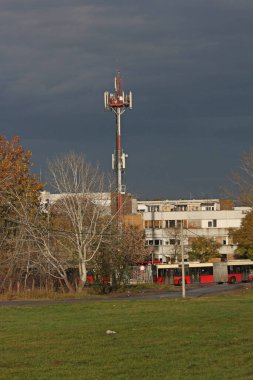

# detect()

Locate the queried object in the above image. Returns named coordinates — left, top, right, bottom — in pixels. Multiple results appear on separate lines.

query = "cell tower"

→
left=104, top=72, right=133, bottom=222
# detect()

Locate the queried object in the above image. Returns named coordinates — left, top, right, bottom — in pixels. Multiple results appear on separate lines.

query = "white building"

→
left=40, top=191, right=137, bottom=215
left=137, top=199, right=250, bottom=263
left=40, top=191, right=111, bottom=210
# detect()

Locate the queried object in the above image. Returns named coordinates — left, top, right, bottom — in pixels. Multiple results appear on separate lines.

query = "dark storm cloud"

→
left=1, top=0, right=253, bottom=198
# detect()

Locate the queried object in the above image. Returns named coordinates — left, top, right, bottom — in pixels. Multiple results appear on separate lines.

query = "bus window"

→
left=174, top=268, right=190, bottom=276
left=200, top=267, right=213, bottom=275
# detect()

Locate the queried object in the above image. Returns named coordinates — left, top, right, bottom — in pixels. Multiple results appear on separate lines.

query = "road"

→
left=129, top=282, right=248, bottom=300
left=0, top=283, right=250, bottom=307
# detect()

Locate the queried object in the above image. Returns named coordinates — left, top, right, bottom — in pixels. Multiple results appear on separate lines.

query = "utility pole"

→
left=104, top=72, right=133, bottom=223
left=181, top=221, right=186, bottom=298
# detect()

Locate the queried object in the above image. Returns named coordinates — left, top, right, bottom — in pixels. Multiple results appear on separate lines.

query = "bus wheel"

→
left=230, top=276, right=236, bottom=284
left=178, top=279, right=186, bottom=286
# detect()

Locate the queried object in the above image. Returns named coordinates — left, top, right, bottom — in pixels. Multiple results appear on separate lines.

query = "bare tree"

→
left=47, top=152, right=115, bottom=291
left=228, top=148, right=253, bottom=207
left=0, top=221, right=26, bottom=292
left=4, top=190, right=75, bottom=292
left=169, top=226, right=181, bottom=263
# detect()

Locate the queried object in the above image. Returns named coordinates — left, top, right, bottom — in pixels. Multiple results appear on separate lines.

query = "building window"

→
left=145, top=221, right=153, bottom=229
left=148, top=205, right=159, bottom=212
left=170, top=239, right=180, bottom=245
left=154, top=220, right=162, bottom=229
left=175, top=205, right=187, bottom=211
left=208, top=220, right=217, bottom=228
left=166, top=220, right=183, bottom=228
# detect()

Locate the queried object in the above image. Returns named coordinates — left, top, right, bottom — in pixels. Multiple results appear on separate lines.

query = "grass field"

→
left=1, top=290, right=253, bottom=380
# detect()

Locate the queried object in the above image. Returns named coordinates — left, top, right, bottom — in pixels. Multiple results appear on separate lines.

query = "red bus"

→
left=216, top=260, right=253, bottom=284
left=153, top=260, right=253, bottom=285
left=154, top=263, right=213, bottom=285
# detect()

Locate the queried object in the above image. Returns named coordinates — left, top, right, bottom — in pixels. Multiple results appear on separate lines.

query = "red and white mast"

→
left=104, top=72, right=133, bottom=223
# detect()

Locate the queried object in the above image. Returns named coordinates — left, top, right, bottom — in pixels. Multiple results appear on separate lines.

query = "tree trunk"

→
left=62, top=275, right=75, bottom=293
left=111, top=271, right=118, bottom=291
left=77, top=259, right=87, bottom=292
left=8, top=279, right=12, bottom=293
left=17, top=281, right=20, bottom=294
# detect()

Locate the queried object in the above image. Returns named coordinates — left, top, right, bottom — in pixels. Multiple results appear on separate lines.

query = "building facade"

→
left=40, top=193, right=250, bottom=263
left=40, top=190, right=138, bottom=216
left=137, top=199, right=250, bottom=263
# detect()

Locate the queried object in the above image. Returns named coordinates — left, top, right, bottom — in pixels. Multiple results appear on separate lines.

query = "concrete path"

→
left=0, top=283, right=249, bottom=308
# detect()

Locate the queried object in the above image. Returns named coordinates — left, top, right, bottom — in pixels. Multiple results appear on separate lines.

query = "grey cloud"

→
left=0, top=0, right=253, bottom=198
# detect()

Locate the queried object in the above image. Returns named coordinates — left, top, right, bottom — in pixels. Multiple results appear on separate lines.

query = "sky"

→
left=1, top=0, right=253, bottom=200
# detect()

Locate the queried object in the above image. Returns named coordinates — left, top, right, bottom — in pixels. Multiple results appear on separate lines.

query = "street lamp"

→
left=181, top=221, right=186, bottom=298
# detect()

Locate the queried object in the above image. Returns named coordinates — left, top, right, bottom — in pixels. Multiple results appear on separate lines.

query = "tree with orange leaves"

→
left=0, top=135, right=42, bottom=203
left=0, top=135, right=43, bottom=292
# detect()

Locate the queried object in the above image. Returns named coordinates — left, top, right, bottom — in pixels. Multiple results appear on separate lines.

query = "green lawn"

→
left=1, top=291, right=253, bottom=380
